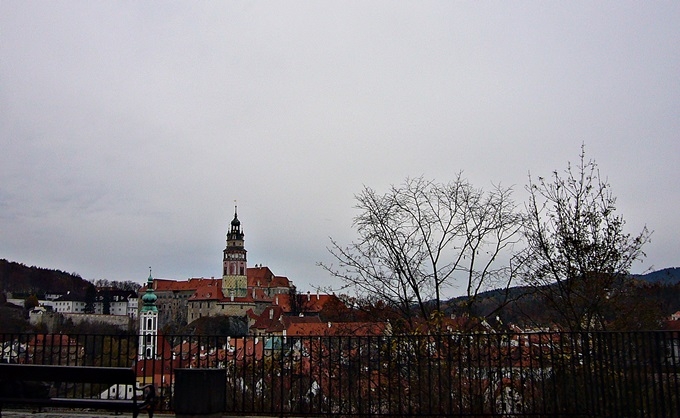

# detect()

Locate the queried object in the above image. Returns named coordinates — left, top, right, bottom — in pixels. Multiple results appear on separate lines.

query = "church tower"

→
left=139, top=269, right=159, bottom=360
left=222, top=207, right=248, bottom=297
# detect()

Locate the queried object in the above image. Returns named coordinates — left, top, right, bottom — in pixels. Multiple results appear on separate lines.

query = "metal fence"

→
left=2, top=331, right=679, bottom=416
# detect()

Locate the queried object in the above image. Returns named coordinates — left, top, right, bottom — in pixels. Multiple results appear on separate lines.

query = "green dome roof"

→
left=141, top=271, right=158, bottom=312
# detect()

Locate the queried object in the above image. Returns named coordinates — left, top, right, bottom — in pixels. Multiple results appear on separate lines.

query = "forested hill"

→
left=634, top=267, right=680, bottom=285
left=443, top=268, right=680, bottom=327
left=0, top=259, right=93, bottom=297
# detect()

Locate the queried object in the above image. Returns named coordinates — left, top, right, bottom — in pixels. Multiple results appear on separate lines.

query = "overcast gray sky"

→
left=1, top=1, right=678, bottom=297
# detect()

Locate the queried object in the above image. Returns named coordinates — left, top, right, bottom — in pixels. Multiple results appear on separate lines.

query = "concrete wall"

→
left=64, top=313, right=131, bottom=328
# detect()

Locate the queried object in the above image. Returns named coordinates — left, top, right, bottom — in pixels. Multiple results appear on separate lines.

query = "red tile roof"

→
left=247, top=266, right=290, bottom=288
left=247, top=266, right=275, bottom=285
left=141, top=278, right=220, bottom=292
left=251, top=306, right=286, bottom=333
left=272, top=292, right=340, bottom=313
left=30, top=334, right=77, bottom=346
left=246, top=308, right=259, bottom=321
left=281, top=315, right=323, bottom=328
left=188, top=284, right=224, bottom=301
left=286, top=321, right=388, bottom=336
left=228, top=337, right=264, bottom=361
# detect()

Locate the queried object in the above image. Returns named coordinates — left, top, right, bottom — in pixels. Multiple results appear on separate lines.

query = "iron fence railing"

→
left=1, top=331, right=679, bottom=416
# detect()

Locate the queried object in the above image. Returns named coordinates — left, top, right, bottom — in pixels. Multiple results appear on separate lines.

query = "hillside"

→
left=443, top=268, right=680, bottom=328
left=634, top=267, right=680, bottom=285
left=0, top=258, right=93, bottom=297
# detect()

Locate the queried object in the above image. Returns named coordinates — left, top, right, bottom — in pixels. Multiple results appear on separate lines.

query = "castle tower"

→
left=139, top=269, right=159, bottom=360
left=222, top=207, right=247, bottom=297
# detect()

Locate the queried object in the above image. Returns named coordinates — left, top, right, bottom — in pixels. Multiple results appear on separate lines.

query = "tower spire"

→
left=223, top=203, right=247, bottom=297
left=141, top=267, right=157, bottom=312
left=139, top=268, right=159, bottom=360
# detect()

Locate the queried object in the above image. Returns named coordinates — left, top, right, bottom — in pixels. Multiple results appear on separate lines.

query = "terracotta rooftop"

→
left=251, top=306, right=286, bottom=333
left=248, top=266, right=290, bottom=288
left=286, top=321, right=389, bottom=336
left=282, top=315, right=322, bottom=328
left=273, top=292, right=339, bottom=313
left=188, top=285, right=224, bottom=301
left=142, top=278, right=219, bottom=292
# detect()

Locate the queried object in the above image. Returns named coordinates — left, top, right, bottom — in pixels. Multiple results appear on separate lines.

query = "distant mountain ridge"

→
left=633, top=267, right=680, bottom=285
left=441, top=267, right=680, bottom=327
left=446, top=267, right=680, bottom=305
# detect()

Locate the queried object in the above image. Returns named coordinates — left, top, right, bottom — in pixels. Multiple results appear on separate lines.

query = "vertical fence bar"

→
left=671, top=331, right=680, bottom=417
left=653, top=332, right=664, bottom=417
left=648, top=330, right=659, bottom=417
left=604, top=332, right=617, bottom=417
left=398, top=334, right=402, bottom=416
left=519, top=334, right=526, bottom=414
left=526, top=333, right=536, bottom=414
left=623, top=332, right=633, bottom=414
left=657, top=331, right=668, bottom=418
left=456, top=334, right=463, bottom=414
left=594, top=332, right=604, bottom=416
left=564, top=333, right=575, bottom=414
left=640, top=331, right=652, bottom=415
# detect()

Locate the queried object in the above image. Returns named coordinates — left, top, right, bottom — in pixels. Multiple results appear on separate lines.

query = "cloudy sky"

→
left=1, top=1, right=678, bottom=297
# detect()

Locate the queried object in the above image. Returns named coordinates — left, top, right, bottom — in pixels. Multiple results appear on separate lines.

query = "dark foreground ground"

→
left=0, top=410, right=278, bottom=418
left=0, top=410, right=174, bottom=418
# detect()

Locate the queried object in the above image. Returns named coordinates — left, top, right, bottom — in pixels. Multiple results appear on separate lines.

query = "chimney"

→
left=316, top=290, right=320, bottom=300
left=307, top=291, right=311, bottom=301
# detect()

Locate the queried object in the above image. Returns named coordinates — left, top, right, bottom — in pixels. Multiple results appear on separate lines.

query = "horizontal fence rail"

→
left=1, top=331, right=679, bottom=416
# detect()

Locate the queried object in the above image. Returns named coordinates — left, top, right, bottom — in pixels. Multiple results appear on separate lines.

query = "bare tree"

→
left=320, top=175, right=523, bottom=326
left=521, top=146, right=652, bottom=331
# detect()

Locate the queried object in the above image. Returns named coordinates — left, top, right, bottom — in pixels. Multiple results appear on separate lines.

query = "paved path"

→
left=0, top=410, right=176, bottom=418
left=0, top=411, right=275, bottom=418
